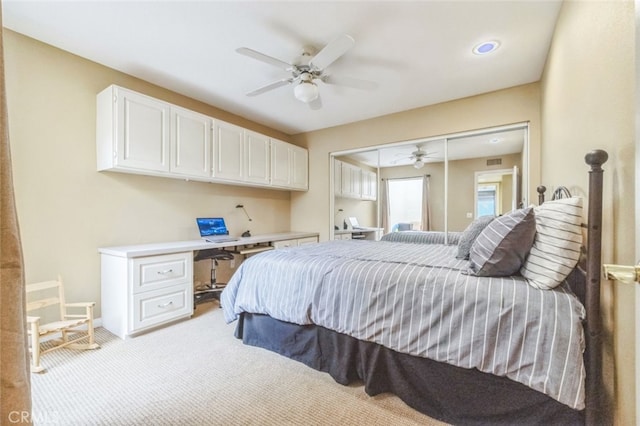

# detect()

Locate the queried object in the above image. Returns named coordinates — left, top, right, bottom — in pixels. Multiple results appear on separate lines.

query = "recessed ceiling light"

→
left=473, top=40, right=500, bottom=55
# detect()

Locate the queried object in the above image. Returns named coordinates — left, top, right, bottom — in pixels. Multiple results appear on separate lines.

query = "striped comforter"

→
left=380, top=230, right=462, bottom=245
left=221, top=239, right=586, bottom=410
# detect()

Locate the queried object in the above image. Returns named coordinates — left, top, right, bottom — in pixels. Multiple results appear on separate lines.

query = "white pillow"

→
left=520, top=197, right=583, bottom=290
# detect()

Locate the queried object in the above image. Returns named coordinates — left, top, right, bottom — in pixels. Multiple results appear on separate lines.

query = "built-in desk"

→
left=99, top=232, right=318, bottom=339
left=334, top=228, right=383, bottom=241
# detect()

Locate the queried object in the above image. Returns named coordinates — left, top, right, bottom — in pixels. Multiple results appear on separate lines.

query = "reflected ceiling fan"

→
left=236, top=34, right=377, bottom=110
left=392, top=146, right=437, bottom=169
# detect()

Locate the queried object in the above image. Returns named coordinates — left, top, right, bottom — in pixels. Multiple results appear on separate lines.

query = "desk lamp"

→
left=236, top=204, right=252, bottom=237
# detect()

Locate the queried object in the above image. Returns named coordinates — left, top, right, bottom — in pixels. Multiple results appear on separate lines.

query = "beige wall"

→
left=540, top=0, right=635, bottom=424
left=4, top=30, right=295, bottom=317
left=291, top=84, right=541, bottom=241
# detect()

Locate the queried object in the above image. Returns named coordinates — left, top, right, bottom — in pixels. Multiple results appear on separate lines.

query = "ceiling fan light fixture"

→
left=413, top=159, right=425, bottom=169
left=294, top=81, right=319, bottom=103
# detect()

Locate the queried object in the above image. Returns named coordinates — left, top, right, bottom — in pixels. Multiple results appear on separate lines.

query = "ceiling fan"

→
left=236, top=34, right=377, bottom=110
left=392, top=146, right=436, bottom=169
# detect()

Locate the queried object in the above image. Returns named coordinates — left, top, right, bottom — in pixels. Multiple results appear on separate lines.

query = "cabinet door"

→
left=361, top=170, right=377, bottom=201
left=170, top=106, right=211, bottom=178
left=115, top=88, right=171, bottom=172
left=213, top=120, right=244, bottom=181
left=244, top=130, right=270, bottom=185
left=290, top=144, right=309, bottom=190
left=350, top=166, right=362, bottom=198
left=271, top=139, right=291, bottom=187
left=341, top=162, right=361, bottom=198
left=341, top=162, right=352, bottom=197
left=334, top=159, right=343, bottom=197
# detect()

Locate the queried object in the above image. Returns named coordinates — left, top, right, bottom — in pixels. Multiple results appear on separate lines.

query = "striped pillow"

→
left=520, top=197, right=583, bottom=290
left=469, top=207, right=536, bottom=277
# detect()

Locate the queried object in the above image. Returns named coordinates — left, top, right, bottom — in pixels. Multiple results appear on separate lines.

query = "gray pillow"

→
left=456, top=215, right=495, bottom=260
left=468, top=207, right=536, bottom=277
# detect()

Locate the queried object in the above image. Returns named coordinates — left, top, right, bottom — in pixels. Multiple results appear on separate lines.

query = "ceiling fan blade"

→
left=309, top=34, right=355, bottom=70
left=246, top=78, right=293, bottom=97
left=308, top=95, right=322, bottom=110
left=236, top=47, right=293, bottom=71
left=322, top=74, right=378, bottom=91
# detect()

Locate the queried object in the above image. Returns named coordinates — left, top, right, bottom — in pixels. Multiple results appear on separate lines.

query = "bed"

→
left=221, top=150, right=607, bottom=425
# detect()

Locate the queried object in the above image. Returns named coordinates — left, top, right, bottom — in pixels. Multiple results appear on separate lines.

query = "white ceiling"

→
left=2, top=0, right=562, bottom=136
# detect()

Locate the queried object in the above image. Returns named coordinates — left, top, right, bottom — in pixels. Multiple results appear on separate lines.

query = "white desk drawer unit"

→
left=99, top=232, right=318, bottom=338
left=101, top=251, right=193, bottom=339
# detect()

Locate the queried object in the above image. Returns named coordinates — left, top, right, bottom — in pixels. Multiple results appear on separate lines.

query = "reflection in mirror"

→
left=446, top=127, right=526, bottom=232
left=475, top=167, right=520, bottom=218
left=331, top=123, right=528, bottom=239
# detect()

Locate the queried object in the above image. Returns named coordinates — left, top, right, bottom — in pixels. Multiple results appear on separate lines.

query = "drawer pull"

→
left=157, top=269, right=173, bottom=275
left=158, top=301, right=174, bottom=308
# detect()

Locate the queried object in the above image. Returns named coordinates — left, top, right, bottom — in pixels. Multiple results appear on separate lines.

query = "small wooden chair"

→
left=26, top=276, right=99, bottom=373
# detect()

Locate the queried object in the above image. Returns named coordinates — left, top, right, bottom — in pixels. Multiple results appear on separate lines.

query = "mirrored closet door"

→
left=330, top=123, right=529, bottom=240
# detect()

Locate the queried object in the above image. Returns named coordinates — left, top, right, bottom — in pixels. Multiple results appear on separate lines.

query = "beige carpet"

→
left=31, top=302, right=449, bottom=425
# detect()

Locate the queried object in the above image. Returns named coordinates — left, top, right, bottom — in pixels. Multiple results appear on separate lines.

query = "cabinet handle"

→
left=157, top=269, right=173, bottom=275
left=158, top=301, right=174, bottom=308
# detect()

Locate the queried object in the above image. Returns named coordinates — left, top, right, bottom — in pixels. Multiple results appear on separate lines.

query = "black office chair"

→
left=193, top=248, right=235, bottom=308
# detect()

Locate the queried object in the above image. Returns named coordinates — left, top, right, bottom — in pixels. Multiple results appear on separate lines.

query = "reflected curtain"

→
left=380, top=179, right=389, bottom=233
left=0, top=4, right=32, bottom=423
left=421, top=175, right=431, bottom=231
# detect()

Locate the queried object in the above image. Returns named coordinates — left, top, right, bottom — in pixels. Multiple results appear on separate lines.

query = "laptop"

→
left=348, top=216, right=377, bottom=231
left=196, top=217, right=238, bottom=243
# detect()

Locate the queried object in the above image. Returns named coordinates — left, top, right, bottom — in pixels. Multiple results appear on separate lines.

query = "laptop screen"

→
left=196, top=218, right=229, bottom=237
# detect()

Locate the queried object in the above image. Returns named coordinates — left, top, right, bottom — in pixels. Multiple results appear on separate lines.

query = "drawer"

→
left=272, top=239, right=297, bottom=249
left=132, top=284, right=192, bottom=332
left=298, top=236, right=318, bottom=245
left=131, top=252, right=192, bottom=294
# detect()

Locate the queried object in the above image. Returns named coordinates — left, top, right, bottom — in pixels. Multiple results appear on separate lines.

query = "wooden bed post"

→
left=584, top=149, right=608, bottom=425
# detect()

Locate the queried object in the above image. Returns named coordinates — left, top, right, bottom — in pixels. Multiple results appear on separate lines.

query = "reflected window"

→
left=388, top=178, right=422, bottom=231
left=477, top=184, right=499, bottom=216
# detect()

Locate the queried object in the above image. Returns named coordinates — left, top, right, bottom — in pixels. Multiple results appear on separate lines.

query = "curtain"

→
left=421, top=175, right=431, bottom=231
left=380, top=179, right=389, bottom=234
left=0, top=3, right=32, bottom=423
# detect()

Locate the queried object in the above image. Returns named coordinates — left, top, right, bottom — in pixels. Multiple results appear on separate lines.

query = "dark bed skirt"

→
left=236, top=312, right=583, bottom=426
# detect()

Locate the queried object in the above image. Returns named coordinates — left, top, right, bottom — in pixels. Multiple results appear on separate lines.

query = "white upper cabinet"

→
left=361, top=170, right=377, bottom=201
left=97, top=85, right=170, bottom=173
left=334, top=158, right=376, bottom=201
left=271, top=139, right=309, bottom=190
left=271, top=139, right=291, bottom=188
left=244, top=130, right=271, bottom=185
left=334, top=159, right=343, bottom=197
left=212, top=120, right=244, bottom=181
left=341, top=162, right=361, bottom=199
left=170, top=106, right=212, bottom=178
left=290, top=144, right=308, bottom=190
left=97, top=85, right=307, bottom=191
